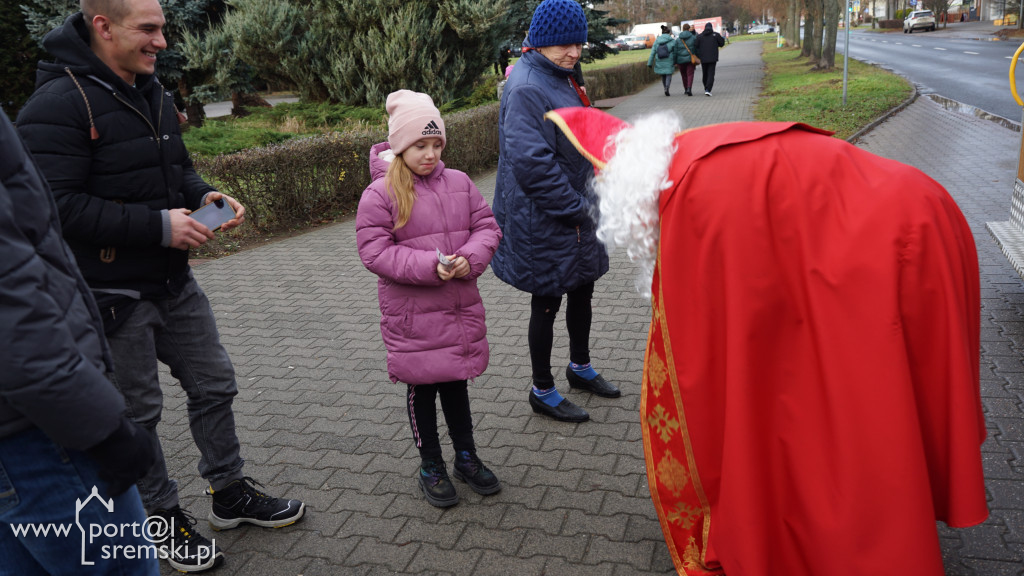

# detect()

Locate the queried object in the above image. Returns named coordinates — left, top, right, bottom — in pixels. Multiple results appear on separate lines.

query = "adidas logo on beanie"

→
left=386, top=90, right=446, bottom=155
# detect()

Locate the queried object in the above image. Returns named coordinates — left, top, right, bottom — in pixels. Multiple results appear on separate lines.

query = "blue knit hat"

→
left=528, top=0, right=588, bottom=48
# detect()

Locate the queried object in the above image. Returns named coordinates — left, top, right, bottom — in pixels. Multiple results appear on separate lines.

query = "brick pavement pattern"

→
left=154, top=39, right=1023, bottom=575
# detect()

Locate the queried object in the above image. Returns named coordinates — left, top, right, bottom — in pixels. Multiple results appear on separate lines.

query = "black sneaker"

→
left=453, top=450, right=502, bottom=495
left=418, top=458, right=459, bottom=507
left=208, top=477, right=305, bottom=531
left=151, top=506, right=224, bottom=573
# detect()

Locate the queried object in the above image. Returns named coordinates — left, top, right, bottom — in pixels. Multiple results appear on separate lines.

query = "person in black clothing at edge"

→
left=16, top=0, right=305, bottom=572
left=0, top=103, right=159, bottom=576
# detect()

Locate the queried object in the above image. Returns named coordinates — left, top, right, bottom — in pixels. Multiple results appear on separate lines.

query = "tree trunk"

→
left=177, top=77, right=206, bottom=129
left=230, top=91, right=272, bottom=117
left=785, top=0, right=801, bottom=47
left=803, top=0, right=821, bottom=57
left=819, top=0, right=841, bottom=69
left=812, top=0, right=826, bottom=61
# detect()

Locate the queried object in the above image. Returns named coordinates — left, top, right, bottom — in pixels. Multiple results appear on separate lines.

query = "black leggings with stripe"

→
left=406, top=380, right=475, bottom=461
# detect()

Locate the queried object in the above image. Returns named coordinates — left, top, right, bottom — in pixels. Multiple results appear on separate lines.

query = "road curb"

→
left=846, top=89, right=919, bottom=144
left=925, top=92, right=1022, bottom=131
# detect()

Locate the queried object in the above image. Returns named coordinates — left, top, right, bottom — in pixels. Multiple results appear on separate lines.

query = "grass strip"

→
left=754, top=41, right=913, bottom=140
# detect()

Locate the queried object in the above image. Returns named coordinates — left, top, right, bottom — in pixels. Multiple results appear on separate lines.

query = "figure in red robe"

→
left=546, top=107, right=989, bottom=576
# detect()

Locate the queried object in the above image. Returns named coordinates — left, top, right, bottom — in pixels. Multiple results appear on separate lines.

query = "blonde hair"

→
left=385, top=154, right=416, bottom=229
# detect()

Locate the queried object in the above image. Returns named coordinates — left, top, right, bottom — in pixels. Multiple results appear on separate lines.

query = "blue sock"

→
left=532, top=386, right=564, bottom=407
left=570, top=362, right=598, bottom=380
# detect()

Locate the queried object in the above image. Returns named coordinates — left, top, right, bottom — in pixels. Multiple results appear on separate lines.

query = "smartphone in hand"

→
left=189, top=198, right=236, bottom=231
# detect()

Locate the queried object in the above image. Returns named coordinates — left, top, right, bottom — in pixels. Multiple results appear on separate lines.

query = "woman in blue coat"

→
left=492, top=0, right=618, bottom=423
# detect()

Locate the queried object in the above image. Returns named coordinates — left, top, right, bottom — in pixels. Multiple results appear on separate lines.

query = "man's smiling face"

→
left=96, top=0, right=167, bottom=85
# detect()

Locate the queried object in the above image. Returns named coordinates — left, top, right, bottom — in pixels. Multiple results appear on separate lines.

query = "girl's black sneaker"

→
left=453, top=450, right=502, bottom=495
left=418, top=458, right=459, bottom=507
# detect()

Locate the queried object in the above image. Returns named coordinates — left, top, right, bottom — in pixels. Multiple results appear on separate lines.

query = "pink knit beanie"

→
left=386, top=90, right=446, bottom=155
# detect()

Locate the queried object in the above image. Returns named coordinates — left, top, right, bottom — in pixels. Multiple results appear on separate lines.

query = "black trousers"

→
left=701, top=62, right=718, bottom=92
left=528, top=282, right=595, bottom=389
left=406, top=380, right=475, bottom=461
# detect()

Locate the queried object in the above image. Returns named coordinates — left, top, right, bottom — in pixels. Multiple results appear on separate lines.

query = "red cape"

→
left=550, top=109, right=988, bottom=575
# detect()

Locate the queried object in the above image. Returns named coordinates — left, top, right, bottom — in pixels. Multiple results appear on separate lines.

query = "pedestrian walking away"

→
left=694, top=22, right=725, bottom=96
left=357, top=90, right=503, bottom=509
left=15, top=0, right=304, bottom=571
left=676, top=23, right=698, bottom=96
left=548, top=105, right=989, bottom=576
left=0, top=104, right=159, bottom=576
left=493, top=0, right=620, bottom=424
left=648, top=24, right=679, bottom=96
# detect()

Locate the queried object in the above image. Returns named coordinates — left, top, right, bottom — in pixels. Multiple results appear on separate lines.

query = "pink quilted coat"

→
left=356, top=142, right=501, bottom=385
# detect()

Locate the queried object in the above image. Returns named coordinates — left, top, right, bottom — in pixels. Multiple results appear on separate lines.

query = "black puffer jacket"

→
left=0, top=106, right=126, bottom=446
left=16, top=12, right=214, bottom=299
left=694, top=24, right=725, bottom=63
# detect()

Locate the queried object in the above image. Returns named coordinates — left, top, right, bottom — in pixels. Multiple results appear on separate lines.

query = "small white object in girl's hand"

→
left=436, top=248, right=454, bottom=270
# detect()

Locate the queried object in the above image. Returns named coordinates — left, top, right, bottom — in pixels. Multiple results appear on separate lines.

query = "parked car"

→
left=903, top=10, right=936, bottom=33
left=626, top=35, right=649, bottom=50
left=748, top=24, right=773, bottom=34
left=612, top=35, right=632, bottom=50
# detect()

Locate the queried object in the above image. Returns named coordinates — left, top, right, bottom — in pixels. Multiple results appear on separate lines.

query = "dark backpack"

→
left=657, top=42, right=670, bottom=59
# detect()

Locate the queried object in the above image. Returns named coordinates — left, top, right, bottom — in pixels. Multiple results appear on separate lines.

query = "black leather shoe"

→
left=529, top=391, right=589, bottom=423
left=565, top=366, right=621, bottom=398
left=453, top=450, right=502, bottom=495
left=418, top=459, right=459, bottom=508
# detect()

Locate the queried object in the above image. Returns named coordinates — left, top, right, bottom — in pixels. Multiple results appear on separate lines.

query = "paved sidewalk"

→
left=158, top=39, right=1024, bottom=575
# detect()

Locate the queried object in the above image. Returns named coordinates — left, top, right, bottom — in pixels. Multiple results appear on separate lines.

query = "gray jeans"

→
left=106, top=273, right=244, bottom=512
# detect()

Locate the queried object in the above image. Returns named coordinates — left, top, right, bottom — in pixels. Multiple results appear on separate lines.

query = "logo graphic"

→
left=8, top=486, right=215, bottom=567
left=422, top=120, right=442, bottom=136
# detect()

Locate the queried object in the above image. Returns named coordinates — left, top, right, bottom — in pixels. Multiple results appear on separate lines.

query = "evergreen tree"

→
left=0, top=0, right=45, bottom=114
left=201, top=0, right=509, bottom=106
left=20, top=0, right=228, bottom=124
left=19, top=0, right=74, bottom=40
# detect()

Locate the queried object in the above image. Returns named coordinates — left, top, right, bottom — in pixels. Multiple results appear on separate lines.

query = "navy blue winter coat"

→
left=492, top=49, right=609, bottom=297
left=0, top=107, right=125, bottom=447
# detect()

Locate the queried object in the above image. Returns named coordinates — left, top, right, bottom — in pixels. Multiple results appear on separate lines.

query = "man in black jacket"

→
left=694, top=22, right=726, bottom=96
left=16, top=0, right=304, bottom=572
left=0, top=105, right=158, bottom=574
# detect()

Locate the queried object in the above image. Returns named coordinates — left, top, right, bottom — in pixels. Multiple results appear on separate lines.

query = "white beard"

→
left=593, top=112, right=682, bottom=298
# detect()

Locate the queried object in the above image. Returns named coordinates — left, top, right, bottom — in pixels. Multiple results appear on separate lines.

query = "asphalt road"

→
left=839, top=27, right=1023, bottom=121
left=204, top=94, right=299, bottom=118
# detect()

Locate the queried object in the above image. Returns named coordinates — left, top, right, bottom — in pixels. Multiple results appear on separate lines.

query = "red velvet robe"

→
left=549, top=109, right=989, bottom=576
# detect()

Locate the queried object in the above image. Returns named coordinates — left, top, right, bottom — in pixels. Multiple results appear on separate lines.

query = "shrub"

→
left=878, top=19, right=902, bottom=29
left=583, top=61, right=652, bottom=102
left=193, top=103, right=500, bottom=231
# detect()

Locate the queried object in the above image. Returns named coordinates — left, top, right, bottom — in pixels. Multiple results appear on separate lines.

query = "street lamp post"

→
left=843, top=0, right=851, bottom=106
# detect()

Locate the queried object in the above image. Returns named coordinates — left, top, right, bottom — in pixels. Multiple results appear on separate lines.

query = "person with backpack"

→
left=648, top=25, right=679, bottom=96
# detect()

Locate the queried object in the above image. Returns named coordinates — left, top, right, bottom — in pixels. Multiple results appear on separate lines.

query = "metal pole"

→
left=843, top=0, right=851, bottom=106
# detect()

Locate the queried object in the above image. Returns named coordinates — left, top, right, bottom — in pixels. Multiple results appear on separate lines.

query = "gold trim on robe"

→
left=641, top=248, right=721, bottom=575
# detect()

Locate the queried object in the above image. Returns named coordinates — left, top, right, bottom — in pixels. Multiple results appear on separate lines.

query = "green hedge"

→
left=192, top=60, right=650, bottom=234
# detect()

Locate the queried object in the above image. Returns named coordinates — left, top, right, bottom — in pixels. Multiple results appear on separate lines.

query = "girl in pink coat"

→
left=356, top=90, right=502, bottom=508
